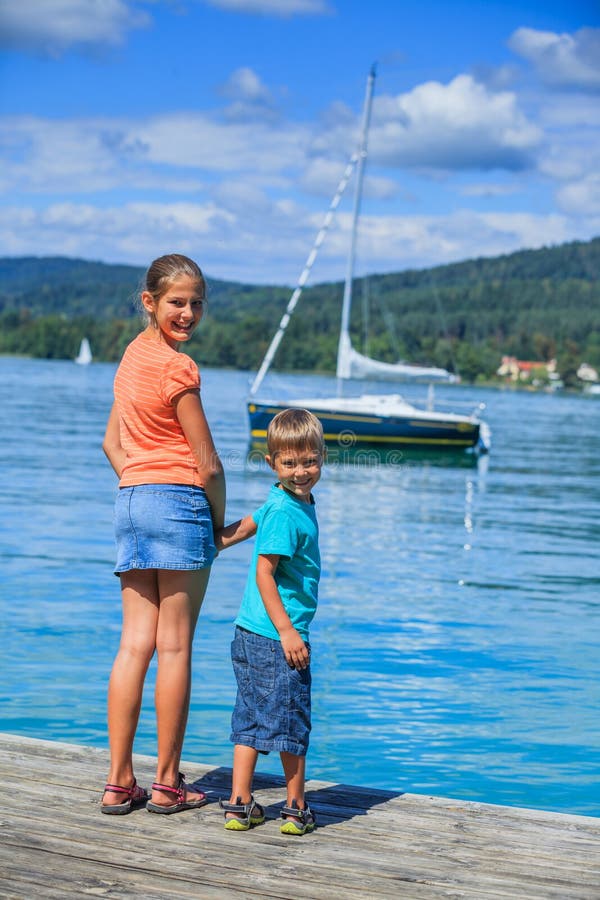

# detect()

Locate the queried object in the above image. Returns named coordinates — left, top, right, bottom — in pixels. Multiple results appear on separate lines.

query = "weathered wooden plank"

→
left=2, top=818, right=596, bottom=900
left=0, top=734, right=598, bottom=900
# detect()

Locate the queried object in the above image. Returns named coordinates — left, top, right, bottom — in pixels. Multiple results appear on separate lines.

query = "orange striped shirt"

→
left=114, top=333, right=202, bottom=487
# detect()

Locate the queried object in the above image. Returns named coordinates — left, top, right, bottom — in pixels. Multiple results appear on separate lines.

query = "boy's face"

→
left=267, top=444, right=323, bottom=502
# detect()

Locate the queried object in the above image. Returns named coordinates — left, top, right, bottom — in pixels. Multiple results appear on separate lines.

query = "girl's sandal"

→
left=219, top=794, right=265, bottom=831
left=146, top=772, right=208, bottom=815
left=101, top=778, right=148, bottom=815
left=280, top=800, right=316, bottom=835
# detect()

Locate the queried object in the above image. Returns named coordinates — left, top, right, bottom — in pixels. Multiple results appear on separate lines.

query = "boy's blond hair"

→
left=267, top=408, right=324, bottom=458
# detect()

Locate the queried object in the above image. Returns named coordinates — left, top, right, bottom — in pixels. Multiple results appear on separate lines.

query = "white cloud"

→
left=1, top=21, right=598, bottom=285
left=0, top=112, right=311, bottom=195
left=509, top=27, right=600, bottom=91
left=537, top=93, right=600, bottom=129
left=459, top=183, right=520, bottom=198
left=0, top=74, right=554, bottom=210
left=212, top=180, right=273, bottom=215
left=219, top=67, right=279, bottom=121
left=0, top=0, right=150, bottom=55
left=370, top=75, right=542, bottom=172
left=0, top=116, right=127, bottom=193
left=537, top=119, right=600, bottom=183
left=139, top=112, right=309, bottom=173
left=0, top=199, right=596, bottom=285
left=202, top=0, right=332, bottom=15
left=350, top=209, right=575, bottom=276
left=556, top=175, right=600, bottom=216
left=220, top=68, right=273, bottom=103
left=0, top=198, right=327, bottom=283
left=299, top=157, right=397, bottom=201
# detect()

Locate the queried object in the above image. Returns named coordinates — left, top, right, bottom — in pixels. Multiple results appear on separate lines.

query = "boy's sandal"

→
left=280, top=800, right=316, bottom=835
left=219, top=794, right=265, bottom=831
left=101, top=778, right=148, bottom=815
left=146, top=772, right=208, bottom=815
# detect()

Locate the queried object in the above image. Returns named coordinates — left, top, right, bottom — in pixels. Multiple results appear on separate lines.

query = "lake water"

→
left=1, top=357, right=599, bottom=817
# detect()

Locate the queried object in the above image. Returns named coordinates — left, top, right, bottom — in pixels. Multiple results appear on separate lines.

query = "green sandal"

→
left=280, top=800, right=316, bottom=835
left=219, top=795, right=265, bottom=831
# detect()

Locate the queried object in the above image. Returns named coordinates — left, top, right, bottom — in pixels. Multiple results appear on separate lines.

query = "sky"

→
left=0, top=0, right=599, bottom=286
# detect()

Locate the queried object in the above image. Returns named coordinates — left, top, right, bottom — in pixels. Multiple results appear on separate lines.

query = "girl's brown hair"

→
left=145, top=253, right=205, bottom=301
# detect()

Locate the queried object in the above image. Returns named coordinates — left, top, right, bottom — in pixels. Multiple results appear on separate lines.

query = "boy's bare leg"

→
left=281, top=751, right=306, bottom=811
left=229, top=744, right=260, bottom=803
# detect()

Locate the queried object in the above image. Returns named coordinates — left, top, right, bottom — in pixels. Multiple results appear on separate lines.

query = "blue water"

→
left=1, top=357, right=599, bottom=817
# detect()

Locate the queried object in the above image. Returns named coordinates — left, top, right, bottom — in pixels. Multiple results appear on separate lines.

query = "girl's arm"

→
left=102, top=402, right=126, bottom=478
left=216, top=514, right=257, bottom=551
left=256, top=554, right=310, bottom=671
left=175, top=389, right=226, bottom=530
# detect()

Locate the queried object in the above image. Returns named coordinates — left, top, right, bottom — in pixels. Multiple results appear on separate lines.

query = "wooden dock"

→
left=0, top=733, right=598, bottom=899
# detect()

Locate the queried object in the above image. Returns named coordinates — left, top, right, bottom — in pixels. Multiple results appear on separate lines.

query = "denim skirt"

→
left=114, top=484, right=216, bottom=573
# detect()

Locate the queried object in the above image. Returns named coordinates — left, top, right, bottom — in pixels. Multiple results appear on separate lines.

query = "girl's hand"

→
left=216, top=515, right=257, bottom=551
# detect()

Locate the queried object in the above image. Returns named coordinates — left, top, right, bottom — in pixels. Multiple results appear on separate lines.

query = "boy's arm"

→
left=215, top=514, right=257, bottom=551
left=256, top=553, right=310, bottom=671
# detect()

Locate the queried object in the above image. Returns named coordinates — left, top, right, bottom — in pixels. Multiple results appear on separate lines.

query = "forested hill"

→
left=1, top=236, right=599, bottom=384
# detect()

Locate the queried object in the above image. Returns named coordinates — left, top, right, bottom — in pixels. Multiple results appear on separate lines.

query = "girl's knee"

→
left=119, top=637, right=155, bottom=666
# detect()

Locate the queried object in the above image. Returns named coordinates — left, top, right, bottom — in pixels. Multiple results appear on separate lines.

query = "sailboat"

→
left=74, top=337, right=92, bottom=365
left=247, top=67, right=489, bottom=453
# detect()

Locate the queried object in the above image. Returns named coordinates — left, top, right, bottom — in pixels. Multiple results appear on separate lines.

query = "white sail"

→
left=75, top=338, right=92, bottom=365
left=339, top=342, right=457, bottom=383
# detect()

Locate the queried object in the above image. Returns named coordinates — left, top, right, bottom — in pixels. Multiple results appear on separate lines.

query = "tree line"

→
left=1, top=236, right=598, bottom=386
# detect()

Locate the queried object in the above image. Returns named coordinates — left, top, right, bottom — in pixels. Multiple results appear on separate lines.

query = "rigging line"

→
left=361, top=276, right=369, bottom=356
left=248, top=150, right=360, bottom=398
left=360, top=275, right=404, bottom=361
left=429, top=274, right=459, bottom=376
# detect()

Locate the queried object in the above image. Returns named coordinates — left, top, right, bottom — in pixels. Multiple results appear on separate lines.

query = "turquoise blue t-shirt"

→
left=235, top=483, right=320, bottom=641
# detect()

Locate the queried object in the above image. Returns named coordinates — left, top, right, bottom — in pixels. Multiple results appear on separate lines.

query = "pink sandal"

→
left=146, top=772, right=208, bottom=815
left=101, top=778, right=148, bottom=815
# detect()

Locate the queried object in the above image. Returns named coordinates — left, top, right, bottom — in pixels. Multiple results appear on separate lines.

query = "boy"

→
left=216, top=408, right=324, bottom=835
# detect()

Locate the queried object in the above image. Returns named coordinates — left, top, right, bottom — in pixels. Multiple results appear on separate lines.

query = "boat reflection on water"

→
left=247, top=439, right=483, bottom=470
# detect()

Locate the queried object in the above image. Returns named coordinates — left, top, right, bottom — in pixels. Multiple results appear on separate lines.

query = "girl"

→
left=101, top=253, right=225, bottom=815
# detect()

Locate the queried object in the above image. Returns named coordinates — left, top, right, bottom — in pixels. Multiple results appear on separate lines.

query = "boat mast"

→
left=336, top=65, right=376, bottom=381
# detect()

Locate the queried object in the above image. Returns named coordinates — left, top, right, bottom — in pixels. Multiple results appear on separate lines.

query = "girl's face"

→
left=142, top=275, right=205, bottom=348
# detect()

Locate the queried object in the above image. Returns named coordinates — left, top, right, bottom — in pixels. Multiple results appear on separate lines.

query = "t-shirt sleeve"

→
left=256, top=506, right=297, bottom=559
left=160, top=354, right=201, bottom=404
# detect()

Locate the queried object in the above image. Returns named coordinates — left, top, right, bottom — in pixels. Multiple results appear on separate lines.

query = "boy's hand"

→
left=280, top=627, right=310, bottom=671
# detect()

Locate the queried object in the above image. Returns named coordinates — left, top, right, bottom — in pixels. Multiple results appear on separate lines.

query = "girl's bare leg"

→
left=103, top=570, right=159, bottom=806
left=150, top=568, right=210, bottom=806
left=281, top=751, right=306, bottom=809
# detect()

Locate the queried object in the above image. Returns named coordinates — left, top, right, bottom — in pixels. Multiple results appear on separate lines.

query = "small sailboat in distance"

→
left=74, top=337, right=92, bottom=365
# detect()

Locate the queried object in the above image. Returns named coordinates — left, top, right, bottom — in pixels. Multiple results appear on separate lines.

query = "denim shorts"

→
left=114, top=484, right=216, bottom=574
left=230, top=626, right=312, bottom=756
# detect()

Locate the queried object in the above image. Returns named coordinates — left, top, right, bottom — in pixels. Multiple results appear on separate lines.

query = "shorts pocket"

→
left=248, top=644, right=276, bottom=701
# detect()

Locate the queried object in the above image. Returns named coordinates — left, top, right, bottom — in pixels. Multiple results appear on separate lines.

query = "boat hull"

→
left=248, top=400, right=481, bottom=450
